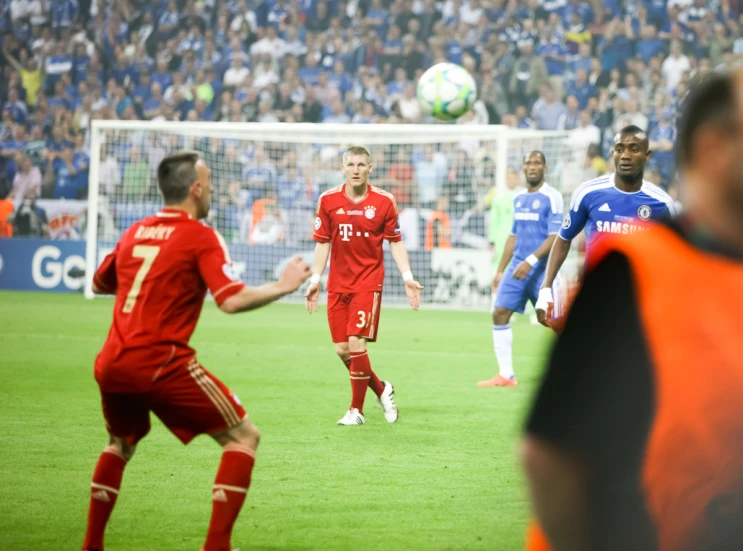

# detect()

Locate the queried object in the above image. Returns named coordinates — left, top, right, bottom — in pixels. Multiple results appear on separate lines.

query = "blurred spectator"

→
left=122, top=145, right=149, bottom=199
left=649, top=108, right=678, bottom=186
left=662, top=40, right=691, bottom=92
left=425, top=195, right=452, bottom=250
left=558, top=95, right=581, bottom=130
left=532, top=86, right=567, bottom=130
left=567, top=68, right=596, bottom=110
left=51, top=148, right=82, bottom=199
left=322, top=99, right=350, bottom=123
left=11, top=153, right=42, bottom=203
left=398, top=83, right=421, bottom=122
left=509, top=42, right=549, bottom=108
left=223, top=57, right=250, bottom=88
left=415, top=144, right=447, bottom=209
left=446, top=150, right=476, bottom=216
left=11, top=186, right=48, bottom=237
left=249, top=199, right=285, bottom=244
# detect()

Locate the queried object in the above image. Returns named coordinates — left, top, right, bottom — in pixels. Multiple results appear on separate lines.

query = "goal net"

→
left=84, top=121, right=591, bottom=310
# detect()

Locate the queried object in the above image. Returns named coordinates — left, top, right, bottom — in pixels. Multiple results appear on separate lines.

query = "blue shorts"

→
left=493, top=263, right=546, bottom=314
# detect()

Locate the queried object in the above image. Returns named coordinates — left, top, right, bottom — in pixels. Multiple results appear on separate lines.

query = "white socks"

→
left=492, top=324, right=514, bottom=379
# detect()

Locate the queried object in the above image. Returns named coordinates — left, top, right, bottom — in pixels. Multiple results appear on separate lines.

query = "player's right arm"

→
left=196, top=226, right=310, bottom=314
left=305, top=196, right=332, bottom=313
left=536, top=189, right=590, bottom=326
left=92, top=242, right=120, bottom=294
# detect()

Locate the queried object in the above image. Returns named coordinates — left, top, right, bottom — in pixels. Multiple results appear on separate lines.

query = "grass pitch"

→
left=0, top=291, right=553, bottom=550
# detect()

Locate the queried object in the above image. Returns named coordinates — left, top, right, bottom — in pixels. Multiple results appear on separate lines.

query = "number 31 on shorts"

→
left=356, top=310, right=369, bottom=328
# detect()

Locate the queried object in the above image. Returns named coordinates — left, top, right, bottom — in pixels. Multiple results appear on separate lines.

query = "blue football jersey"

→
left=559, top=174, right=676, bottom=243
left=511, top=183, right=564, bottom=264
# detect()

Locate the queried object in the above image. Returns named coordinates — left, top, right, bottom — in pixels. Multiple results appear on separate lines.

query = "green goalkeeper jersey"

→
left=489, top=188, right=520, bottom=265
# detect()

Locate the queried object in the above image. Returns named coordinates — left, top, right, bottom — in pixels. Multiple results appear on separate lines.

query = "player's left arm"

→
left=92, top=242, right=120, bottom=294
left=198, top=227, right=310, bottom=313
left=389, top=241, right=423, bottom=311
left=384, top=199, right=423, bottom=310
left=512, top=234, right=559, bottom=281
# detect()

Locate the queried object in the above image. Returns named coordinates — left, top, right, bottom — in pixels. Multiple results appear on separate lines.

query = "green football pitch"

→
left=0, top=291, right=554, bottom=551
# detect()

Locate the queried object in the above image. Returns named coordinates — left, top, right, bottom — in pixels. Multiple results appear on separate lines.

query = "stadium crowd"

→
left=0, top=0, right=737, bottom=241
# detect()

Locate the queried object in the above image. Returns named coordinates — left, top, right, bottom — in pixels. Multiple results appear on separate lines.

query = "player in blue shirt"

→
left=535, top=125, right=676, bottom=326
left=478, top=152, right=564, bottom=387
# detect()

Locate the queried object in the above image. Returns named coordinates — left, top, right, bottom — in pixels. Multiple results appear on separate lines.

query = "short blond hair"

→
left=343, top=145, right=372, bottom=164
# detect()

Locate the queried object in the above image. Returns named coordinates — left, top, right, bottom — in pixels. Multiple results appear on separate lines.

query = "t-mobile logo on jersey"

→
left=338, top=224, right=370, bottom=241
left=339, top=224, right=354, bottom=241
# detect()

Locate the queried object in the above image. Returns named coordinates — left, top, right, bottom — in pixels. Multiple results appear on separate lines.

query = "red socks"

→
left=203, top=444, right=256, bottom=551
left=82, top=449, right=127, bottom=550
left=342, top=355, right=384, bottom=398
left=349, top=351, right=373, bottom=412
left=83, top=444, right=255, bottom=551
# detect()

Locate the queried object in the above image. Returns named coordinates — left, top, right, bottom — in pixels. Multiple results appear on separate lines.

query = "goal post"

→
left=84, top=120, right=590, bottom=309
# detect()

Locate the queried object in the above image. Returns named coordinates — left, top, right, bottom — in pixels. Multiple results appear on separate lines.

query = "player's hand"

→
left=491, top=271, right=504, bottom=292
left=535, top=287, right=554, bottom=327
left=305, top=282, right=320, bottom=313
left=512, top=261, right=532, bottom=280
left=405, top=279, right=424, bottom=311
left=280, top=256, right=311, bottom=293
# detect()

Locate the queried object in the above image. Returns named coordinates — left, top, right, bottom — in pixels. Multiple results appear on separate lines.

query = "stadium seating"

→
left=1, top=0, right=728, bottom=239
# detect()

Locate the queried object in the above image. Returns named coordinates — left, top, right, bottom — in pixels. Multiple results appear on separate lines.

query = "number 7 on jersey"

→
left=122, top=245, right=160, bottom=313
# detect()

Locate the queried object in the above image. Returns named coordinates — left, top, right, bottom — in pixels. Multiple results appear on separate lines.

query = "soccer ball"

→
left=417, top=63, right=477, bottom=121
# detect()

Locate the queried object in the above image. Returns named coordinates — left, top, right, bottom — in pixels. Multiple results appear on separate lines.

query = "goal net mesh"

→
left=85, top=122, right=590, bottom=310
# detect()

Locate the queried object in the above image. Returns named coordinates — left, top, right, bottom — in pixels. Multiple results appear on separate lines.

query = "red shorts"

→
left=99, top=357, right=246, bottom=446
left=327, top=291, right=382, bottom=343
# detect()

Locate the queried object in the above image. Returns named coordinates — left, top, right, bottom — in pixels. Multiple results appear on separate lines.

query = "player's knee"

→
left=348, top=336, right=366, bottom=353
left=335, top=342, right=350, bottom=360
left=244, top=423, right=260, bottom=449
left=229, top=419, right=261, bottom=449
left=492, top=308, right=512, bottom=326
left=106, top=436, right=136, bottom=462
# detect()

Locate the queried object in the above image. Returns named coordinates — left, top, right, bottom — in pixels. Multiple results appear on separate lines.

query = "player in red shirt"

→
left=82, top=151, right=310, bottom=551
left=304, top=146, right=423, bottom=425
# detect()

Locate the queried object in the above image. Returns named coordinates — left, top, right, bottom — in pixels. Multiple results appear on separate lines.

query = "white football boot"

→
left=378, top=381, right=399, bottom=423
left=337, top=408, right=365, bottom=425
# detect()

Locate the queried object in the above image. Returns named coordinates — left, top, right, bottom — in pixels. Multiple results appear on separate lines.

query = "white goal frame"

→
left=84, top=120, right=588, bottom=308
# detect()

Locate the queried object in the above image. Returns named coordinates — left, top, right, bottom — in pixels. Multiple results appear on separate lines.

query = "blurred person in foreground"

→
left=522, top=71, right=743, bottom=551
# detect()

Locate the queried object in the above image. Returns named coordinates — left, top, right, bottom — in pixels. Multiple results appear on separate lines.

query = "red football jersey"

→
left=313, top=184, right=402, bottom=293
left=93, top=208, right=245, bottom=392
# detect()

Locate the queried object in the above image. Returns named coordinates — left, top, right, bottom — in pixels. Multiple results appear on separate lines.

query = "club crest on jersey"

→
left=364, top=206, right=376, bottom=219
left=532, top=199, right=540, bottom=210
left=637, top=205, right=652, bottom=220
left=315, top=217, right=322, bottom=230
left=562, top=213, right=572, bottom=229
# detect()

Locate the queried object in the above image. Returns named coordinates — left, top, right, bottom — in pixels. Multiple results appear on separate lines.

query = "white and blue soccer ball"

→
left=416, top=63, right=477, bottom=121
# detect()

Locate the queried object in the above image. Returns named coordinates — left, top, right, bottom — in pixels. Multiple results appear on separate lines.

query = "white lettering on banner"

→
left=339, top=224, right=353, bottom=241
left=595, top=221, right=648, bottom=235
left=32, top=246, right=86, bottom=290
left=513, top=212, right=540, bottom=221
